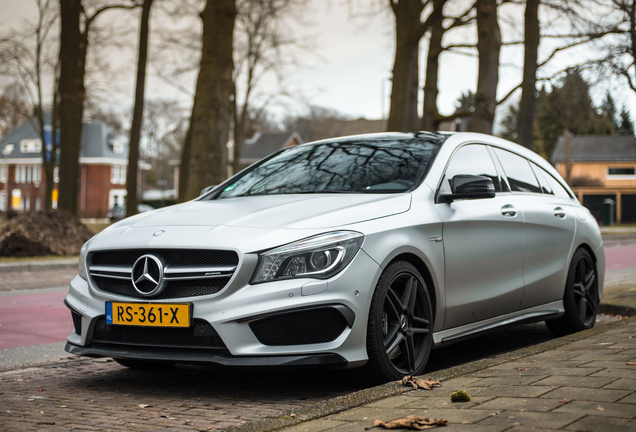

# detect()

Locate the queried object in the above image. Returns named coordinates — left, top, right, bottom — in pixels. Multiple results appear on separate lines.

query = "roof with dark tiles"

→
left=552, top=135, right=636, bottom=163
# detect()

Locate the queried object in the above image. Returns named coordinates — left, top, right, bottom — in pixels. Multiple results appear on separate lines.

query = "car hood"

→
left=118, top=193, right=411, bottom=230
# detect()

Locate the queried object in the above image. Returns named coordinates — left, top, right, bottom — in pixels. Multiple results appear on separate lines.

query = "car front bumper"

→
left=64, top=247, right=381, bottom=368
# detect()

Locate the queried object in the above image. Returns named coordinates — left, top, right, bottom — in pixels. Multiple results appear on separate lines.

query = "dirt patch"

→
left=0, top=210, right=93, bottom=257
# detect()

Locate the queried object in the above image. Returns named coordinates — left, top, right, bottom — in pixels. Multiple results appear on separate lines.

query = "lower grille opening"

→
left=249, top=307, right=349, bottom=346
left=91, top=316, right=227, bottom=350
left=70, top=309, right=82, bottom=336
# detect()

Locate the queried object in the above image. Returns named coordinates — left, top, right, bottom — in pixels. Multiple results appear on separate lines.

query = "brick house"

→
left=0, top=116, right=128, bottom=218
left=552, top=135, right=636, bottom=224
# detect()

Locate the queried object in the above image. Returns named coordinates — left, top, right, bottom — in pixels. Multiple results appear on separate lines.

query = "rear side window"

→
left=439, top=144, right=505, bottom=195
left=532, top=163, right=573, bottom=199
left=530, top=163, right=553, bottom=194
left=493, top=148, right=542, bottom=193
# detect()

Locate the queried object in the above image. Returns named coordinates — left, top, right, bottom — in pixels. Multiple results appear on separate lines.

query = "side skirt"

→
left=432, top=301, right=564, bottom=346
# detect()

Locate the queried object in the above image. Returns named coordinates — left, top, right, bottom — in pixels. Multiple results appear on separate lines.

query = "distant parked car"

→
left=65, top=132, right=604, bottom=383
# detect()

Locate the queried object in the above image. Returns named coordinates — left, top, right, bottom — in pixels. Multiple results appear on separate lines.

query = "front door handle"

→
left=501, top=204, right=517, bottom=217
left=553, top=207, right=566, bottom=218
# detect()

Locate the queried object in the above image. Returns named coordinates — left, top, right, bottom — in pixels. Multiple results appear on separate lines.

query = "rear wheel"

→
left=546, top=248, right=599, bottom=336
left=359, top=261, right=433, bottom=383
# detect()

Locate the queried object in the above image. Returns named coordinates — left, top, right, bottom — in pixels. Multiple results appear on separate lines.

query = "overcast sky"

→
left=1, top=0, right=634, bottom=124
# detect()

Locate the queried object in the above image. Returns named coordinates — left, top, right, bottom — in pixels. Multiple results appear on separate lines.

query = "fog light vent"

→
left=249, top=307, right=348, bottom=346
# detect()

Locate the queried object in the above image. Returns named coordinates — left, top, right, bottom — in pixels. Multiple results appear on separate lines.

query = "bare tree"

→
left=0, top=0, right=60, bottom=210
left=387, top=0, right=427, bottom=132
left=469, top=0, right=501, bottom=134
left=0, top=84, right=30, bottom=137
left=516, top=0, right=540, bottom=149
left=57, top=0, right=139, bottom=216
left=142, top=99, right=188, bottom=193
left=587, top=0, right=635, bottom=94
left=232, top=0, right=303, bottom=175
left=179, top=0, right=236, bottom=201
left=420, top=0, right=475, bottom=131
left=126, top=0, right=154, bottom=217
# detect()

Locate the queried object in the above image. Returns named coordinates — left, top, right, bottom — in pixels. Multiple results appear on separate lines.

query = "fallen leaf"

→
left=597, top=406, right=606, bottom=411
left=370, top=415, right=447, bottom=430
left=517, top=367, right=530, bottom=371
left=38, top=388, right=45, bottom=392
left=559, top=400, right=571, bottom=404
left=138, top=404, right=152, bottom=409
left=402, top=376, right=442, bottom=390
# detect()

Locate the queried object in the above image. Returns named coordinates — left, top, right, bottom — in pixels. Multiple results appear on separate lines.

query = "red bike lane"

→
left=0, top=291, right=71, bottom=350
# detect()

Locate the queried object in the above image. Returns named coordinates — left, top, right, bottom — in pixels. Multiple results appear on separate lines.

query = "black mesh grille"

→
left=91, top=249, right=239, bottom=267
left=249, top=308, right=348, bottom=346
left=89, top=249, right=238, bottom=299
left=91, top=317, right=226, bottom=350
left=93, top=276, right=230, bottom=299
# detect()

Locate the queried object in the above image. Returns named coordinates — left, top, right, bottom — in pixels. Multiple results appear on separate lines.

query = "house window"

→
left=20, top=139, right=42, bottom=153
left=110, top=138, right=125, bottom=155
left=111, top=165, right=126, bottom=185
left=607, top=167, right=636, bottom=179
left=0, top=165, right=6, bottom=183
left=15, top=164, right=41, bottom=184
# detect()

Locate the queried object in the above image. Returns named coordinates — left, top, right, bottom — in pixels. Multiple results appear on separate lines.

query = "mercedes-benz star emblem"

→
left=131, top=254, right=166, bottom=297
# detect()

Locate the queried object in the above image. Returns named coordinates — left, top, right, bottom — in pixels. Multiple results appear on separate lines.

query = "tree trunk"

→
left=470, top=0, right=501, bottom=134
left=180, top=0, right=236, bottom=201
left=517, top=0, right=540, bottom=149
left=126, top=0, right=153, bottom=217
left=387, top=0, right=424, bottom=132
left=233, top=81, right=246, bottom=175
left=57, top=0, right=84, bottom=216
left=421, top=0, right=445, bottom=131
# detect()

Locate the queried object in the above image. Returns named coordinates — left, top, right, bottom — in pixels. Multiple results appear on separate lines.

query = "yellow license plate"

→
left=106, top=302, right=191, bottom=327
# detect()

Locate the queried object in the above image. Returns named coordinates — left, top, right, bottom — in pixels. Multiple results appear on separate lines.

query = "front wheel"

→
left=359, top=261, right=433, bottom=384
left=546, top=248, right=599, bottom=336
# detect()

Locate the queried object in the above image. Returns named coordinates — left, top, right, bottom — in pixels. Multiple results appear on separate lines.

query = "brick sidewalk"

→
left=0, top=357, right=363, bottom=431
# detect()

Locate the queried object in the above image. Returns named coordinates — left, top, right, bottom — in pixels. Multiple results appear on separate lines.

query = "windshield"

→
left=215, top=134, right=445, bottom=198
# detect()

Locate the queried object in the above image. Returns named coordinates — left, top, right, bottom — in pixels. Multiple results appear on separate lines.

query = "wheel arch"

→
left=385, top=252, right=438, bottom=322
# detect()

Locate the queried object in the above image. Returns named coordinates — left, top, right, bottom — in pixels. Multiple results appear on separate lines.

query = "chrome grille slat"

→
left=88, top=249, right=239, bottom=299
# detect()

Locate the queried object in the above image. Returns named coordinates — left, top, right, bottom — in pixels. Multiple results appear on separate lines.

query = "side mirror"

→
left=441, top=175, right=496, bottom=202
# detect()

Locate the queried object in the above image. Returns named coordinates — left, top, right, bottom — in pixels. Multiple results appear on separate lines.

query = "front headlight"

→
left=78, top=236, right=95, bottom=280
left=251, top=231, right=364, bottom=284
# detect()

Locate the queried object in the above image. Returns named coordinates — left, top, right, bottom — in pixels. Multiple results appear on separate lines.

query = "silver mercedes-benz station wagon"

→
left=65, top=132, right=604, bottom=383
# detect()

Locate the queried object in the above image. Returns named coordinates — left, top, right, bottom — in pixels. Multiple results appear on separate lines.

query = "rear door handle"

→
left=553, top=207, right=566, bottom=219
left=501, top=204, right=517, bottom=217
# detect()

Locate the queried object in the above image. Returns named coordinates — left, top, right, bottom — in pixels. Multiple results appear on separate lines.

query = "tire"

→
left=546, top=248, right=599, bottom=337
left=113, top=358, right=174, bottom=370
left=359, top=261, right=433, bottom=384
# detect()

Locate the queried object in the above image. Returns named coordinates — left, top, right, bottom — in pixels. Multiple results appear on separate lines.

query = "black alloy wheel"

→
left=360, top=261, right=433, bottom=383
left=547, top=248, right=599, bottom=336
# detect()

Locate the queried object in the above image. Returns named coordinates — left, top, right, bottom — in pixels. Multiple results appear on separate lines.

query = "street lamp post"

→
left=2, top=143, right=15, bottom=219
